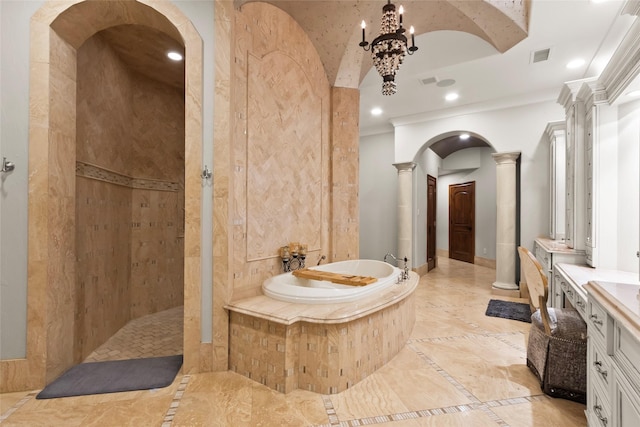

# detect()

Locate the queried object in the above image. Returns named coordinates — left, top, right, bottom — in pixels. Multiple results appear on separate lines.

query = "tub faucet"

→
left=385, top=253, right=409, bottom=282
left=384, top=253, right=397, bottom=264
left=317, top=254, right=326, bottom=266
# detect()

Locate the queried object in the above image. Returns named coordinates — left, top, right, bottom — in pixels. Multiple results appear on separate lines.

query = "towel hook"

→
left=201, top=165, right=212, bottom=180
left=1, top=157, right=15, bottom=173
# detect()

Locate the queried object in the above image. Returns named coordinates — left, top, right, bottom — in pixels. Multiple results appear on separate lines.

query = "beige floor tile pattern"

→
left=0, top=258, right=587, bottom=426
left=83, top=305, right=184, bottom=362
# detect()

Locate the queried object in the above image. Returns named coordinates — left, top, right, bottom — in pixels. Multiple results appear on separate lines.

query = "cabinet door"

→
left=615, top=374, right=640, bottom=427
left=566, top=108, right=575, bottom=247
left=585, top=107, right=596, bottom=266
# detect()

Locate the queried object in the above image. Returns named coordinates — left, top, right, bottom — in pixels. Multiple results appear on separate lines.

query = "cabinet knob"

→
left=594, top=360, right=608, bottom=379
left=593, top=404, right=607, bottom=426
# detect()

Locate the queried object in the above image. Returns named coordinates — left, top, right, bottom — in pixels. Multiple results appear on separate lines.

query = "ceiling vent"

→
left=419, top=76, right=438, bottom=86
left=531, top=48, right=551, bottom=64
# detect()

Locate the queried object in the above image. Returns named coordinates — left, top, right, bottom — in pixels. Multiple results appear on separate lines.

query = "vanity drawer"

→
left=589, top=339, right=612, bottom=395
left=573, top=291, right=587, bottom=320
left=565, top=283, right=576, bottom=306
left=552, top=273, right=564, bottom=308
left=588, top=298, right=611, bottom=345
left=588, top=378, right=612, bottom=427
left=558, top=278, right=570, bottom=309
left=534, top=241, right=551, bottom=272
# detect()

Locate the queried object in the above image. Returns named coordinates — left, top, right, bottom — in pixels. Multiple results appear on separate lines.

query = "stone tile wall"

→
left=75, top=30, right=184, bottom=360
left=229, top=294, right=415, bottom=394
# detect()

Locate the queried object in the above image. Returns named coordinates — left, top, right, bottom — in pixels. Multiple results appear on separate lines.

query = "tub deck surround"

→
left=227, top=271, right=417, bottom=325
left=226, top=272, right=418, bottom=394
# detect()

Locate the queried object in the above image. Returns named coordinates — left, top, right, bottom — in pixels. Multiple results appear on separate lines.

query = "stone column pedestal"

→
left=492, top=152, right=520, bottom=292
left=393, top=162, right=416, bottom=269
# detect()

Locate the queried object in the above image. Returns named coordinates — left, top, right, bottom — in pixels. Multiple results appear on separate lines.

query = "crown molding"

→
left=623, top=0, right=640, bottom=16
left=557, top=78, right=596, bottom=112
left=544, top=120, right=565, bottom=141
left=597, top=19, right=640, bottom=104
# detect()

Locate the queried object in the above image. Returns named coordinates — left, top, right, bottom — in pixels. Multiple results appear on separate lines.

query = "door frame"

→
left=448, top=181, right=475, bottom=264
left=427, top=175, right=437, bottom=271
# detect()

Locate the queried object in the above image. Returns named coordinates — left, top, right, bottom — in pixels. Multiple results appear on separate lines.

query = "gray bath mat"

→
left=36, top=354, right=183, bottom=399
left=485, top=299, right=531, bottom=323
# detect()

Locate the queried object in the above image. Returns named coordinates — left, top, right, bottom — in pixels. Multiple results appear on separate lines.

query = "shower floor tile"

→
left=83, top=305, right=183, bottom=362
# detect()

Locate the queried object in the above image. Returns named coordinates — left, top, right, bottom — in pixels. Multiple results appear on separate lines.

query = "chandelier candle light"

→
left=360, top=0, right=418, bottom=95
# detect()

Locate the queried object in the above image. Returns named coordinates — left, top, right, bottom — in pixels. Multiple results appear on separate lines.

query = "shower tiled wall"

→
left=1, top=0, right=203, bottom=393
left=75, top=176, right=132, bottom=359
left=130, top=188, right=183, bottom=318
left=75, top=30, right=184, bottom=360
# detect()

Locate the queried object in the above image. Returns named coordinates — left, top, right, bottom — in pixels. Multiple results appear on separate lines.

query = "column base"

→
left=491, top=282, right=521, bottom=298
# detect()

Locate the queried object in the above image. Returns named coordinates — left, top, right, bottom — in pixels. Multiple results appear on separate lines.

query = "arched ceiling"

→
left=235, top=0, right=530, bottom=88
left=429, top=134, right=490, bottom=159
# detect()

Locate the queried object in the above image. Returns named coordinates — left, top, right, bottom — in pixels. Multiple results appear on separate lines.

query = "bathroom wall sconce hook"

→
left=1, top=157, right=15, bottom=173
left=201, top=165, right=212, bottom=180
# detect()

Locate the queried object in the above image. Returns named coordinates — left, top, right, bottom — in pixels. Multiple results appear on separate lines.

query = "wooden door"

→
left=427, top=175, right=437, bottom=271
left=449, top=181, right=475, bottom=264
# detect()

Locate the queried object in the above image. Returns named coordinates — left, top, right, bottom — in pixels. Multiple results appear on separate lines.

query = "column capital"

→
left=393, top=162, right=416, bottom=172
left=492, top=152, right=521, bottom=165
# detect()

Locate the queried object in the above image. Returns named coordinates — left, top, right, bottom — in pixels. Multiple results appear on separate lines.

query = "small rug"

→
left=36, top=354, right=183, bottom=399
left=485, top=299, right=532, bottom=323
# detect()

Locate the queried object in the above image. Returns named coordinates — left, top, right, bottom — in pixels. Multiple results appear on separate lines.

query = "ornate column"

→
left=393, top=162, right=416, bottom=268
left=492, top=152, right=521, bottom=291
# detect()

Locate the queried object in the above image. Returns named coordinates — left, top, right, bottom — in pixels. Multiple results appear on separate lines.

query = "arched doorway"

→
left=411, top=131, right=497, bottom=273
left=74, top=23, right=185, bottom=362
left=12, top=0, right=203, bottom=390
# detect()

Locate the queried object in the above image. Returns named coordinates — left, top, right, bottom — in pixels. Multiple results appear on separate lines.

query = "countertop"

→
left=535, top=236, right=586, bottom=254
left=585, top=280, right=640, bottom=340
left=556, top=263, right=640, bottom=289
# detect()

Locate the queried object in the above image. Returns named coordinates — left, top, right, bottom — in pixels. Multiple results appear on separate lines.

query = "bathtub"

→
left=262, top=259, right=402, bottom=304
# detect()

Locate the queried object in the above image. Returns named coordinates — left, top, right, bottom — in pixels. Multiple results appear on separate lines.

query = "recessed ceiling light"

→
left=445, top=92, right=459, bottom=101
left=459, top=133, right=470, bottom=140
left=566, top=58, right=585, bottom=69
left=371, top=107, right=383, bottom=116
left=627, top=90, right=640, bottom=97
left=167, top=51, right=183, bottom=61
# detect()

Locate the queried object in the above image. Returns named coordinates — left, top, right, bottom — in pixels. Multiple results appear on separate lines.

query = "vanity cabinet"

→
left=585, top=281, right=640, bottom=427
left=533, top=237, right=585, bottom=308
left=584, top=106, right=596, bottom=266
left=545, top=121, right=566, bottom=240
left=564, top=99, right=586, bottom=250
left=577, top=81, right=619, bottom=269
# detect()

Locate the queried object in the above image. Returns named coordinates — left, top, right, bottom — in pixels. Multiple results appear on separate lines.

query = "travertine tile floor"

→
left=0, top=258, right=587, bottom=426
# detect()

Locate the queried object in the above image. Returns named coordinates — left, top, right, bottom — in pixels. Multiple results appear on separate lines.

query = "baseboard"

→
left=436, top=249, right=448, bottom=258
left=474, top=256, right=496, bottom=269
left=491, top=287, right=522, bottom=298
left=437, top=250, right=495, bottom=270
left=413, top=263, right=429, bottom=276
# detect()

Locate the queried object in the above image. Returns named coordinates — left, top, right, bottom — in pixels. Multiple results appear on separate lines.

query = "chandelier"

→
left=360, top=0, right=418, bottom=95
